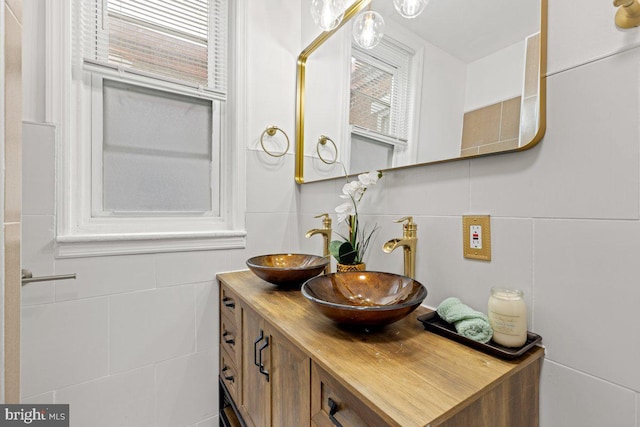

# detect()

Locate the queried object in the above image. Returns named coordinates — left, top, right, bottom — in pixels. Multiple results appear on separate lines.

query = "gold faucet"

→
left=305, top=213, right=332, bottom=274
left=382, top=216, right=417, bottom=279
left=614, top=0, right=640, bottom=28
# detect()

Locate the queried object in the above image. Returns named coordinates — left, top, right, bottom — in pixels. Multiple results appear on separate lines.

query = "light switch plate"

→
left=463, top=215, right=491, bottom=261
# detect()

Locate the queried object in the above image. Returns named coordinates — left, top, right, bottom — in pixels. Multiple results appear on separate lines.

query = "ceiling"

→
left=371, top=0, right=541, bottom=63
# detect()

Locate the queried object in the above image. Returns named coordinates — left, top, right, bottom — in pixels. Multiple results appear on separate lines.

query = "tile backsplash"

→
left=460, top=96, right=521, bottom=157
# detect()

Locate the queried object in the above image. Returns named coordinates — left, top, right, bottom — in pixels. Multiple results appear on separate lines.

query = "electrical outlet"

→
left=470, top=225, right=482, bottom=249
left=463, top=215, right=491, bottom=261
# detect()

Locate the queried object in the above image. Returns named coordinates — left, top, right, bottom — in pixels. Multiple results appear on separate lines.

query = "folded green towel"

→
left=436, top=297, right=493, bottom=344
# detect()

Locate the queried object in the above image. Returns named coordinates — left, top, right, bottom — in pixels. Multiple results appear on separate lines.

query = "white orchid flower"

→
left=358, top=170, right=380, bottom=186
left=335, top=202, right=355, bottom=223
left=340, top=180, right=365, bottom=200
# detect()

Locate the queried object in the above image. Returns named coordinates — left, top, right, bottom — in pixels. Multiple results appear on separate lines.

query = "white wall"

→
left=415, top=41, right=466, bottom=163
left=20, top=0, right=640, bottom=426
left=464, top=40, right=526, bottom=112
left=303, top=26, right=350, bottom=159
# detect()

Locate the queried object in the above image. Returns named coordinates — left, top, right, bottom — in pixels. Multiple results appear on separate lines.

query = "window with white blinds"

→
left=350, top=37, right=413, bottom=144
left=77, top=0, right=227, bottom=94
left=55, top=0, right=244, bottom=257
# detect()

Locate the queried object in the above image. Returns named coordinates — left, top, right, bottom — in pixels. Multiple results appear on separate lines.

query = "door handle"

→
left=257, top=336, right=269, bottom=382
left=222, top=296, right=235, bottom=308
left=328, top=398, right=344, bottom=427
left=221, top=366, right=235, bottom=383
left=222, top=330, right=235, bottom=345
left=253, top=330, right=264, bottom=367
left=21, top=269, right=76, bottom=286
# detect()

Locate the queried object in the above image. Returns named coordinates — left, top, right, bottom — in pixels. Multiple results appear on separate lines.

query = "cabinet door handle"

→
left=253, top=330, right=264, bottom=367
left=327, top=398, right=344, bottom=427
left=222, top=330, right=235, bottom=345
left=258, top=337, right=270, bottom=382
left=222, top=296, right=235, bottom=309
left=221, top=366, right=235, bottom=383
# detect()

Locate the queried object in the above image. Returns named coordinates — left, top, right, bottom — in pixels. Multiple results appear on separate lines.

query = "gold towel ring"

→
left=317, top=135, right=338, bottom=165
left=260, top=126, right=290, bottom=157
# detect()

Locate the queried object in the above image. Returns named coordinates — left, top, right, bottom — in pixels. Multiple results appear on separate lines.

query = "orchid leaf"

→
left=329, top=240, right=357, bottom=265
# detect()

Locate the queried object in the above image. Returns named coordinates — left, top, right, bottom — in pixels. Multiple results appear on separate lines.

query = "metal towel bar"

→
left=21, top=269, right=77, bottom=286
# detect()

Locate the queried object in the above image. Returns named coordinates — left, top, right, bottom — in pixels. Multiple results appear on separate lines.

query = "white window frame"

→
left=347, top=18, right=424, bottom=168
left=46, top=0, right=247, bottom=258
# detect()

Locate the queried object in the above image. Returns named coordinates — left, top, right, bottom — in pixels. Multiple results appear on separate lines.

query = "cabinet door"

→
left=270, top=329, right=311, bottom=426
left=241, top=307, right=270, bottom=427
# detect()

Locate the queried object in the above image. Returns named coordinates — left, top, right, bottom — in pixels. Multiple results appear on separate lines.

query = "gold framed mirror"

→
left=295, top=0, right=547, bottom=184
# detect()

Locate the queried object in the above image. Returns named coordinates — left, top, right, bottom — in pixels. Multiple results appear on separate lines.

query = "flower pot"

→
left=336, top=263, right=366, bottom=272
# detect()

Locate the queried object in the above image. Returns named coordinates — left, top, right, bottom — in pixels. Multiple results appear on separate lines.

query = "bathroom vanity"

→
left=218, top=271, right=544, bottom=427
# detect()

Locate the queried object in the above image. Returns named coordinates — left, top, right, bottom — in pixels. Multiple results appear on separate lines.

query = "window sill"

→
left=55, top=230, right=247, bottom=258
left=351, top=126, right=408, bottom=147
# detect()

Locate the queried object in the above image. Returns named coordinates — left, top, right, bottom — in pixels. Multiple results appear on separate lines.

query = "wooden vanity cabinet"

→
left=218, top=271, right=544, bottom=427
left=220, top=284, right=310, bottom=427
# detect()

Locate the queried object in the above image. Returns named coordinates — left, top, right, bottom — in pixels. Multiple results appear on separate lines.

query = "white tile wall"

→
left=243, top=212, right=297, bottom=258
left=21, top=214, right=55, bottom=306
left=110, top=286, right=196, bottom=373
left=534, top=219, right=640, bottom=391
left=295, top=178, right=340, bottom=215
left=194, top=417, right=218, bottom=427
left=19, top=1, right=640, bottom=426
left=546, top=0, right=640, bottom=75
left=154, top=351, right=217, bottom=427
left=22, top=298, right=109, bottom=397
left=155, top=251, right=229, bottom=288
left=195, top=282, right=219, bottom=353
left=541, top=361, right=636, bottom=427
left=381, top=161, right=470, bottom=216
left=21, top=392, right=54, bottom=404
left=55, top=367, right=155, bottom=427
left=531, top=48, right=639, bottom=220
left=21, top=215, right=54, bottom=277
left=55, top=254, right=157, bottom=302
left=22, top=122, right=54, bottom=215
left=246, top=151, right=296, bottom=214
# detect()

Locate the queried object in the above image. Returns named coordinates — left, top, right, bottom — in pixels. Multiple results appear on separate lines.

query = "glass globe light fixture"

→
left=352, top=11, right=385, bottom=50
left=311, top=0, right=346, bottom=31
left=393, top=0, right=429, bottom=19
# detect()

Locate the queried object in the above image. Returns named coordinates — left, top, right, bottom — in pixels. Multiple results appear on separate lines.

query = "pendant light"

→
left=311, top=0, right=346, bottom=31
left=352, top=10, right=385, bottom=49
left=393, top=0, right=429, bottom=19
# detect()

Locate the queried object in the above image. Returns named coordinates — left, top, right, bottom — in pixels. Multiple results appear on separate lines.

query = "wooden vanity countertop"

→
left=217, top=270, right=544, bottom=427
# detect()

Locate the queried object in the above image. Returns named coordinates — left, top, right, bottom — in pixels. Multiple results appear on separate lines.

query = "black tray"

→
left=417, top=311, right=542, bottom=359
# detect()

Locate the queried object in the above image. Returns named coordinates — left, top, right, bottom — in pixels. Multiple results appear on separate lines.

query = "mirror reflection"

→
left=296, top=0, right=546, bottom=183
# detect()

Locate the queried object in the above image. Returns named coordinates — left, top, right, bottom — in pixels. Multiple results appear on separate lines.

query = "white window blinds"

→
left=350, top=37, right=413, bottom=143
left=77, top=0, right=227, bottom=94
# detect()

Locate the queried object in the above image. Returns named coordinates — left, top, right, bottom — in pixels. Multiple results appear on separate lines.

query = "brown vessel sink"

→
left=246, top=253, right=329, bottom=288
left=301, top=271, right=427, bottom=327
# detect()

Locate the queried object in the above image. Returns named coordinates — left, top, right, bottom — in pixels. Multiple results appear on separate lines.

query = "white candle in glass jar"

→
left=488, top=287, right=527, bottom=347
